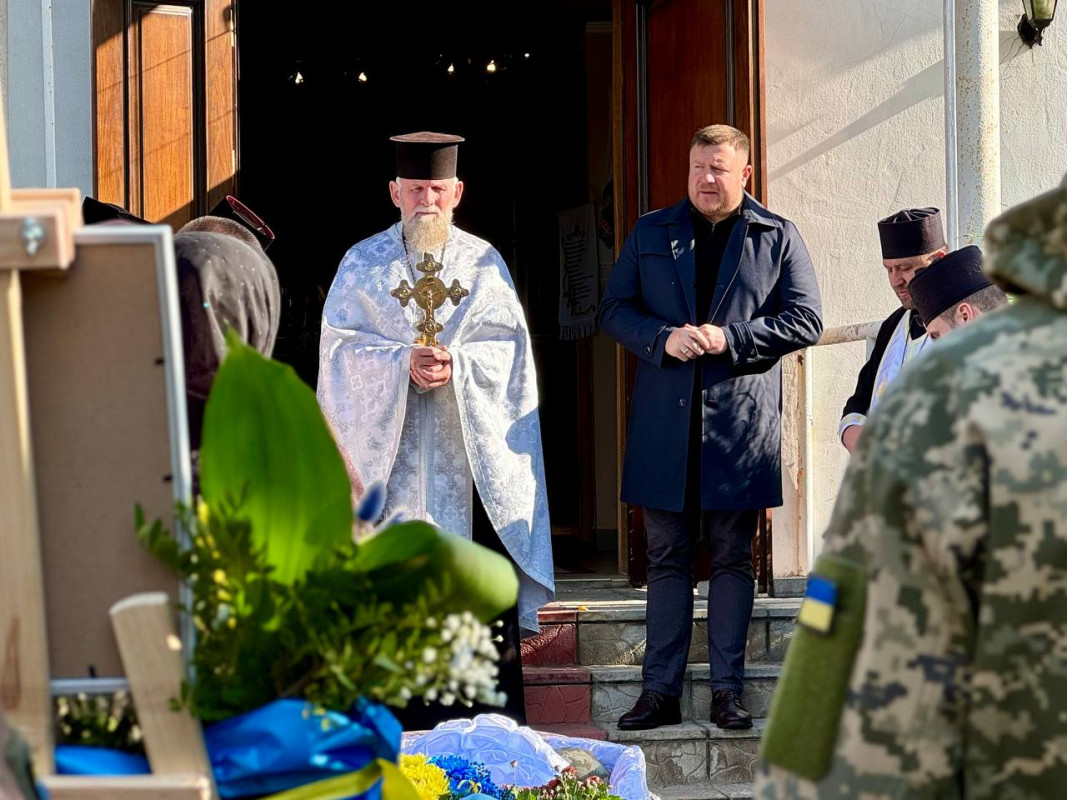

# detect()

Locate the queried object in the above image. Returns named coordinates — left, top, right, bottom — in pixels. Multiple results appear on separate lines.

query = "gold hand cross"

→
left=390, top=252, right=468, bottom=347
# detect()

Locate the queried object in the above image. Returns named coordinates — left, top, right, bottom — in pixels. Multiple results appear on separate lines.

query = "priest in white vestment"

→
left=316, top=132, right=554, bottom=724
left=838, top=208, right=948, bottom=453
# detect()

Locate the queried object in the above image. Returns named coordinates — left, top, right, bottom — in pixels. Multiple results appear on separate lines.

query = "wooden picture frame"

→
left=22, top=225, right=193, bottom=687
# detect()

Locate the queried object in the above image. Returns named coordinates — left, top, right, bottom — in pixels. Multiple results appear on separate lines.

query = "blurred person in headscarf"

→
left=173, top=230, right=280, bottom=479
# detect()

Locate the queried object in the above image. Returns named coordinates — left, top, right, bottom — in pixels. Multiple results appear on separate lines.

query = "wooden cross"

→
left=0, top=87, right=217, bottom=798
left=0, top=87, right=79, bottom=779
left=390, top=251, right=469, bottom=347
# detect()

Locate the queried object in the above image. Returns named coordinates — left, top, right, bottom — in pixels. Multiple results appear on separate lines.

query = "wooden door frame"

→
left=91, top=0, right=239, bottom=218
left=611, top=0, right=766, bottom=580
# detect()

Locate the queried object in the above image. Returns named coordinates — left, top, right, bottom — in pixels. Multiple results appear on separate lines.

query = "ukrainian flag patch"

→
left=797, top=575, right=838, bottom=635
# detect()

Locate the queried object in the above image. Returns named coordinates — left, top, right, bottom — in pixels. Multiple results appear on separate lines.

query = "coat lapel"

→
left=707, top=219, right=750, bottom=323
left=664, top=200, right=697, bottom=323
left=706, top=193, right=782, bottom=323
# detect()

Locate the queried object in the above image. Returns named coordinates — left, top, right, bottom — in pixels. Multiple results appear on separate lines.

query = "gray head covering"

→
left=174, top=231, right=281, bottom=450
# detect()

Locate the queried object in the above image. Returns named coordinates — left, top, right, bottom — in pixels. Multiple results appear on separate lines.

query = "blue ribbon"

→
left=54, top=698, right=402, bottom=800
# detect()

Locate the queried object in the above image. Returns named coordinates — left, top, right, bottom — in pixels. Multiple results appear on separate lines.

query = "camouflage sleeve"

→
left=958, top=317, right=1067, bottom=797
left=759, top=343, right=990, bottom=799
left=762, top=175, right=1067, bottom=799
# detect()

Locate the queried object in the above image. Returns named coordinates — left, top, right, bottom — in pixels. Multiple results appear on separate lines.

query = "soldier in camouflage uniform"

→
left=755, top=177, right=1067, bottom=799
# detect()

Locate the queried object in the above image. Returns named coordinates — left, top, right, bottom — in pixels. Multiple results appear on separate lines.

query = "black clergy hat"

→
left=877, top=207, right=946, bottom=260
left=207, top=195, right=276, bottom=251
left=82, top=196, right=149, bottom=226
left=390, top=131, right=464, bottom=180
left=909, top=245, right=990, bottom=326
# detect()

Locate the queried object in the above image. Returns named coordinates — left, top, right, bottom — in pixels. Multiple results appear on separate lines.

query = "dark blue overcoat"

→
left=599, top=194, right=823, bottom=512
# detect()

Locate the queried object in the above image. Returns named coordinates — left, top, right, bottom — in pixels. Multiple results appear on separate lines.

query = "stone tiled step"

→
left=525, top=594, right=800, bottom=669
left=654, top=783, right=754, bottom=799
left=589, top=665, right=780, bottom=724
left=524, top=666, right=593, bottom=725
left=604, top=719, right=766, bottom=789
left=521, top=664, right=780, bottom=726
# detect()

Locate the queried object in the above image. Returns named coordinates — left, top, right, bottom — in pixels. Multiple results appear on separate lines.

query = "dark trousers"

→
left=642, top=506, right=759, bottom=696
left=392, top=492, right=526, bottom=730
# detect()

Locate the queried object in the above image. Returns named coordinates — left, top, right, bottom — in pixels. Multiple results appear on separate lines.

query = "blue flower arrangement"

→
left=428, top=755, right=514, bottom=800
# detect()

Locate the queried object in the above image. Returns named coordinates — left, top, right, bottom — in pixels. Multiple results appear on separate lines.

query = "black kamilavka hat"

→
left=909, top=245, right=990, bottom=326
left=877, top=207, right=946, bottom=259
left=391, top=132, right=464, bottom=180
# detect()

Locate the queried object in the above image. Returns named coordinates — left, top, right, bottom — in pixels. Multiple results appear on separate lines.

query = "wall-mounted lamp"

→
left=1018, top=0, right=1058, bottom=47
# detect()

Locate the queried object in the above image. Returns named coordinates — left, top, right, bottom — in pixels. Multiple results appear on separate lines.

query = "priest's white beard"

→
left=402, top=207, right=453, bottom=255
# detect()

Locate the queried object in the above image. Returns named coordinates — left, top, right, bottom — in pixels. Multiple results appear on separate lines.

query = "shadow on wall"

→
left=772, top=29, right=1032, bottom=183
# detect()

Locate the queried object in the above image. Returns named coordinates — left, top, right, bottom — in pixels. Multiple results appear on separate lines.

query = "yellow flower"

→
left=400, top=754, right=450, bottom=800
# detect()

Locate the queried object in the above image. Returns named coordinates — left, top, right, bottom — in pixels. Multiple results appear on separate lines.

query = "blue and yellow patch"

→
left=797, top=575, right=838, bottom=635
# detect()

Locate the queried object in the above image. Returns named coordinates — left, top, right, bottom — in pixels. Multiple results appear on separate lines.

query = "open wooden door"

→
left=613, top=0, right=766, bottom=583
left=92, top=0, right=238, bottom=226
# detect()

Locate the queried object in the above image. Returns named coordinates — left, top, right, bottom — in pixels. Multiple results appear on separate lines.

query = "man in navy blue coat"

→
left=600, top=125, right=822, bottom=730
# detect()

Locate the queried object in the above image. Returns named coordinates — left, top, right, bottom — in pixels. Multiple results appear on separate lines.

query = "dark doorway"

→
left=237, top=0, right=619, bottom=573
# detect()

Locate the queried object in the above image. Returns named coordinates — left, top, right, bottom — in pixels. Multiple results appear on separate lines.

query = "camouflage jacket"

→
left=757, top=180, right=1067, bottom=800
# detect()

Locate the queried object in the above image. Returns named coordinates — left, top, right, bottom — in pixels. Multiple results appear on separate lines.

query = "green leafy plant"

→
left=138, top=335, right=518, bottom=722
left=198, top=334, right=355, bottom=585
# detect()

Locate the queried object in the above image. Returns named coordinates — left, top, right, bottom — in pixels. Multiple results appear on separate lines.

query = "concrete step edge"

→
left=587, top=664, right=781, bottom=683
left=540, top=597, right=801, bottom=624
left=653, top=783, right=754, bottom=800
left=602, top=718, right=766, bottom=744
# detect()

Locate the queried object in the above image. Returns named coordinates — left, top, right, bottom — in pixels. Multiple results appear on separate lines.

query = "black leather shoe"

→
left=712, top=689, right=753, bottom=730
left=617, top=689, right=682, bottom=730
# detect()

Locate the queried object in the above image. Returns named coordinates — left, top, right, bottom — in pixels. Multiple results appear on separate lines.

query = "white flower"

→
left=426, top=688, right=438, bottom=702
left=422, top=647, right=438, bottom=664
left=441, top=692, right=455, bottom=706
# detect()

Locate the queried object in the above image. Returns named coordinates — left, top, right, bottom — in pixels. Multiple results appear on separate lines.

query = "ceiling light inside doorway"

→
left=358, top=72, right=368, bottom=82
left=524, top=53, right=530, bottom=59
left=447, top=63, right=455, bottom=74
left=293, top=71, right=304, bottom=84
left=486, top=60, right=497, bottom=73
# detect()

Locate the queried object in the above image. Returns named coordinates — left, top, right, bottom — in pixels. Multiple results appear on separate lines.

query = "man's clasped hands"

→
left=409, top=345, right=453, bottom=389
left=664, top=324, right=727, bottom=361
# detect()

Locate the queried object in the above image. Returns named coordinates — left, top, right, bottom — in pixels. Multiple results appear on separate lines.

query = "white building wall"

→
left=766, top=0, right=1067, bottom=575
left=1, top=1, right=9, bottom=118
left=1, top=0, right=92, bottom=195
